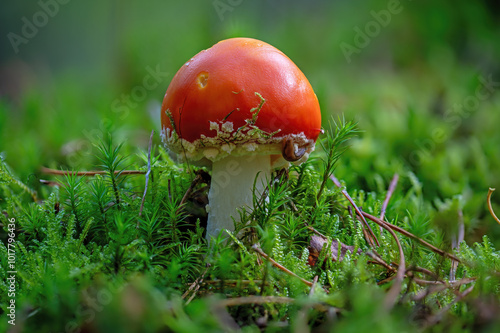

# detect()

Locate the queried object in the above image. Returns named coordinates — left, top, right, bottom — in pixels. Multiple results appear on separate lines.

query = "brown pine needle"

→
left=450, top=209, right=464, bottom=281
left=379, top=216, right=405, bottom=310
left=41, top=166, right=145, bottom=176
left=368, top=253, right=445, bottom=287
left=183, top=264, right=210, bottom=304
left=178, top=170, right=210, bottom=208
left=423, top=284, right=475, bottom=328
left=295, top=275, right=320, bottom=333
left=216, top=296, right=295, bottom=307
left=366, top=252, right=395, bottom=272
left=188, top=279, right=265, bottom=286
left=306, top=225, right=327, bottom=239
left=411, top=277, right=476, bottom=302
left=361, top=211, right=461, bottom=262
left=380, top=173, right=399, bottom=221
left=215, top=295, right=343, bottom=316
left=309, top=276, right=319, bottom=296
left=252, top=244, right=314, bottom=287
left=331, top=174, right=460, bottom=263
left=330, top=174, right=380, bottom=247
left=139, top=130, right=154, bottom=219
left=487, top=188, right=500, bottom=224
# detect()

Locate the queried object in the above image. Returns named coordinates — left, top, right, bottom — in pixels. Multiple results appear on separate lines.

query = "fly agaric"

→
left=161, top=37, right=321, bottom=240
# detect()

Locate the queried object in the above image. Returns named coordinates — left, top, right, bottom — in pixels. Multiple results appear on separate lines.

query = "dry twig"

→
left=380, top=173, right=399, bottom=234
left=423, top=284, right=475, bottom=328
left=178, top=169, right=210, bottom=208
left=183, top=264, right=210, bottom=304
left=411, top=277, right=476, bottom=302
left=252, top=244, right=314, bottom=287
left=139, top=130, right=154, bottom=220
left=450, top=208, right=464, bottom=281
left=487, top=188, right=500, bottom=224
left=366, top=251, right=395, bottom=272
left=378, top=217, right=405, bottom=310
left=215, top=295, right=343, bottom=315
left=190, top=279, right=265, bottom=287
left=331, top=174, right=459, bottom=262
left=295, top=276, right=320, bottom=333
left=41, top=167, right=145, bottom=176
left=380, top=173, right=399, bottom=221
left=216, top=296, right=295, bottom=307
left=305, top=225, right=327, bottom=239
left=309, top=276, right=319, bottom=296
left=361, top=211, right=461, bottom=262
left=330, top=174, right=380, bottom=247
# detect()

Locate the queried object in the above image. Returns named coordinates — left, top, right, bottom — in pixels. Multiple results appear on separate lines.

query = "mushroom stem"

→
left=206, top=154, right=271, bottom=240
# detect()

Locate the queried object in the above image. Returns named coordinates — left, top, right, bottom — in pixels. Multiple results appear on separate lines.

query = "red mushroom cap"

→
left=161, top=37, right=322, bottom=163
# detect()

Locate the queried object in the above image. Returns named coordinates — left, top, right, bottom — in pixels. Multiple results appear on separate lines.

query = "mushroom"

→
left=160, top=38, right=321, bottom=240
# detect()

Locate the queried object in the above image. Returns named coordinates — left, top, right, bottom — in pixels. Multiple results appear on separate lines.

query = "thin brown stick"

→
left=411, top=277, right=452, bottom=286
left=366, top=254, right=395, bottom=272
left=289, top=199, right=299, bottom=212
left=41, top=166, right=145, bottom=176
left=457, top=209, right=465, bottom=245
left=216, top=296, right=295, bottom=307
left=406, top=266, right=439, bottom=280
left=377, top=264, right=471, bottom=289
left=216, top=296, right=343, bottom=316
left=139, top=130, right=154, bottom=220
left=487, top=188, right=500, bottom=224
left=179, top=173, right=203, bottom=207
left=183, top=265, right=210, bottom=298
left=423, top=284, right=474, bottom=328
left=177, top=170, right=210, bottom=215
left=370, top=257, right=450, bottom=288
left=184, top=265, right=210, bottom=304
left=309, top=276, right=319, bottom=296
left=379, top=217, right=405, bottom=310
left=361, top=211, right=461, bottom=262
left=295, top=275, right=320, bottom=333
left=380, top=173, right=399, bottom=234
left=306, top=225, right=327, bottom=239
left=377, top=274, right=397, bottom=285
left=252, top=244, right=313, bottom=287
left=450, top=208, right=464, bottom=281
left=189, top=279, right=265, bottom=286
left=359, top=215, right=374, bottom=247
left=384, top=262, right=426, bottom=275
left=167, top=178, right=172, bottom=199
left=330, top=174, right=380, bottom=247
left=379, top=275, right=454, bottom=287
left=333, top=175, right=460, bottom=262
left=380, top=173, right=399, bottom=221
left=411, top=277, right=476, bottom=302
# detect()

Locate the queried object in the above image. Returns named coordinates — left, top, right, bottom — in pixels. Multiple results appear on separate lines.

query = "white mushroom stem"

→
left=205, top=154, right=271, bottom=240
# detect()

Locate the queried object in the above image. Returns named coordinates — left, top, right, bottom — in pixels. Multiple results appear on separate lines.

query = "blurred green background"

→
left=1, top=0, right=499, bottom=243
